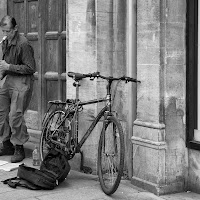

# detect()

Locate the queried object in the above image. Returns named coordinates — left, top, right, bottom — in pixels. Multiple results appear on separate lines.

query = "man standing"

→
left=0, top=15, right=36, bottom=162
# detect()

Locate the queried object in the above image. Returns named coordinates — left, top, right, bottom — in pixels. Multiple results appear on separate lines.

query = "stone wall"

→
left=188, top=149, right=200, bottom=193
left=132, top=0, right=187, bottom=195
left=164, top=0, right=187, bottom=192
left=66, top=0, right=98, bottom=171
left=66, top=0, right=128, bottom=173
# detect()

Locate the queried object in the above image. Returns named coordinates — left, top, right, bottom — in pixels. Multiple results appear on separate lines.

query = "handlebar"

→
left=67, top=71, right=140, bottom=83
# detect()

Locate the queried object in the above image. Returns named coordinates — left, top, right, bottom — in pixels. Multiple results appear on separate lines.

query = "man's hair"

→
left=0, top=15, right=17, bottom=29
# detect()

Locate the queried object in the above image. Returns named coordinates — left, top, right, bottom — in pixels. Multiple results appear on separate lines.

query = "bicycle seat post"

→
left=73, top=81, right=80, bottom=101
left=106, top=79, right=112, bottom=112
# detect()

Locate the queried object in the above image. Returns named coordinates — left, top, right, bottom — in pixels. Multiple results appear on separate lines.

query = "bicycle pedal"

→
left=81, top=166, right=92, bottom=174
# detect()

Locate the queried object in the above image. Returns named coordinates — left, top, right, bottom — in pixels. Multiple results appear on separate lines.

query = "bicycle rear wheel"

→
left=98, top=116, right=125, bottom=195
left=40, top=109, right=67, bottom=160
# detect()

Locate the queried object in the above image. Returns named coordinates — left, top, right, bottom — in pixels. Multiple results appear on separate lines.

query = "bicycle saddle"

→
left=68, top=72, right=87, bottom=81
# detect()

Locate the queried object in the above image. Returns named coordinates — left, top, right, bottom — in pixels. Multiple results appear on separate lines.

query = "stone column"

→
left=132, top=0, right=187, bottom=195
left=66, top=0, right=129, bottom=173
left=66, top=0, right=98, bottom=171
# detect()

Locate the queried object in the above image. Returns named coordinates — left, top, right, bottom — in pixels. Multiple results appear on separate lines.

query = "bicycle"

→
left=39, top=71, right=140, bottom=195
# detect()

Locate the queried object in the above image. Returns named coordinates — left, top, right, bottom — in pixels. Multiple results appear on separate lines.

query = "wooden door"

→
left=8, top=0, right=66, bottom=131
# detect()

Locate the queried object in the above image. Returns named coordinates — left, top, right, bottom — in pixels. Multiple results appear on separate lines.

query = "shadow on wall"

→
left=165, top=96, right=188, bottom=187
left=86, top=0, right=96, bottom=51
left=165, top=97, right=185, bottom=145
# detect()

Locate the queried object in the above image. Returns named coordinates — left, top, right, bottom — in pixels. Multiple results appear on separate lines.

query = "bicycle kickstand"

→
left=80, top=151, right=92, bottom=174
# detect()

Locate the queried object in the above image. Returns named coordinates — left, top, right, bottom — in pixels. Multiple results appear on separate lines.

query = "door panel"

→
left=27, top=1, right=38, bottom=33
left=43, top=0, right=66, bottom=106
left=13, top=1, right=25, bottom=33
left=8, top=0, right=66, bottom=131
left=47, top=0, right=59, bottom=31
left=45, top=40, right=59, bottom=72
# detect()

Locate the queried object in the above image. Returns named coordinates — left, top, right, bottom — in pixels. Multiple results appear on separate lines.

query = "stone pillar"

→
left=66, top=0, right=99, bottom=171
left=66, top=0, right=128, bottom=173
left=132, top=0, right=187, bottom=195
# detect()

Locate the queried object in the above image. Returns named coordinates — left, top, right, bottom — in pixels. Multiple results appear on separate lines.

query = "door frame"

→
left=186, top=0, right=199, bottom=149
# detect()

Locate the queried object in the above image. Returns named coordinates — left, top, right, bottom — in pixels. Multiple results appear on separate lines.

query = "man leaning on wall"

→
left=0, top=15, right=36, bottom=163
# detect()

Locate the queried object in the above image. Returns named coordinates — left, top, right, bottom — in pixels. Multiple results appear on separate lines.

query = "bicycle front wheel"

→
left=98, top=116, right=125, bottom=195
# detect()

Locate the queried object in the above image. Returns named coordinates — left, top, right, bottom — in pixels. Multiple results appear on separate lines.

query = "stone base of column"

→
left=131, top=176, right=185, bottom=196
left=131, top=120, right=185, bottom=195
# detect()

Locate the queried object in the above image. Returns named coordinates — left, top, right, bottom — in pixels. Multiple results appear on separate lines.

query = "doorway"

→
left=8, top=0, right=67, bottom=131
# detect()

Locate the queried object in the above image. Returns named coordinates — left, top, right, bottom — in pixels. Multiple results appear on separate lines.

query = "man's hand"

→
left=0, top=60, right=9, bottom=80
left=0, top=60, right=10, bottom=71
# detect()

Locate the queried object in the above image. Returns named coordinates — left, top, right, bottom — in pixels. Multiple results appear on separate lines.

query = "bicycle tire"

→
left=98, top=116, right=125, bottom=195
left=40, top=109, right=70, bottom=160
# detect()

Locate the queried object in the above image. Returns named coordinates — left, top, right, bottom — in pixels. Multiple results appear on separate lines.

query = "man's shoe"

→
left=0, top=140, right=14, bottom=156
left=11, top=145, right=25, bottom=163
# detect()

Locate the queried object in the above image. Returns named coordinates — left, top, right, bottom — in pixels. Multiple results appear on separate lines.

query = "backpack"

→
left=2, top=149, right=71, bottom=190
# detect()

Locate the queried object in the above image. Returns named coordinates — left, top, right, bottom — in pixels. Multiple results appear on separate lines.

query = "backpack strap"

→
left=18, top=164, right=57, bottom=189
left=2, top=177, right=20, bottom=188
left=2, top=177, right=41, bottom=190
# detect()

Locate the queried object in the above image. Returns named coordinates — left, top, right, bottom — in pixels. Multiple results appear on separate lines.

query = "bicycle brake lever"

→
left=91, top=72, right=100, bottom=77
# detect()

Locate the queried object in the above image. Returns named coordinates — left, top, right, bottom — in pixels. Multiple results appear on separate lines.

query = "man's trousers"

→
left=0, top=74, right=34, bottom=145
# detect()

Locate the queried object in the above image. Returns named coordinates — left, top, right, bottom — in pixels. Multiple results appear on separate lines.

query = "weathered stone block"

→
left=97, top=12, right=114, bottom=52
left=132, top=139, right=166, bottom=184
left=113, top=51, right=126, bottom=73
left=97, top=51, right=113, bottom=73
left=67, top=51, right=97, bottom=71
left=133, top=124, right=165, bottom=142
left=165, top=64, right=186, bottom=99
left=137, top=64, right=160, bottom=123
left=137, top=0, right=160, bottom=23
left=96, top=0, right=113, bottom=13
left=166, top=23, right=185, bottom=49
left=137, top=23, right=160, bottom=49
left=166, top=0, right=186, bottom=23
left=138, top=48, right=160, bottom=65
left=165, top=148, right=187, bottom=184
left=68, top=13, right=87, bottom=34
left=188, top=149, right=200, bottom=193
left=166, top=49, right=185, bottom=65
left=68, top=0, right=88, bottom=13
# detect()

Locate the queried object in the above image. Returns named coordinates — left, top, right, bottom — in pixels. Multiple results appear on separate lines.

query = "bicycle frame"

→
left=45, top=72, right=139, bottom=156
left=68, top=80, right=113, bottom=153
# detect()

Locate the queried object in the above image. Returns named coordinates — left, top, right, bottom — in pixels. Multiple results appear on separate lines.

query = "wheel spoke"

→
left=40, top=110, right=66, bottom=160
left=102, top=155, right=117, bottom=184
left=98, top=116, right=124, bottom=195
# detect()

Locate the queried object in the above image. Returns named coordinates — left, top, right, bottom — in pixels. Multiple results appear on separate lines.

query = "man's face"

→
left=1, top=23, right=16, bottom=41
